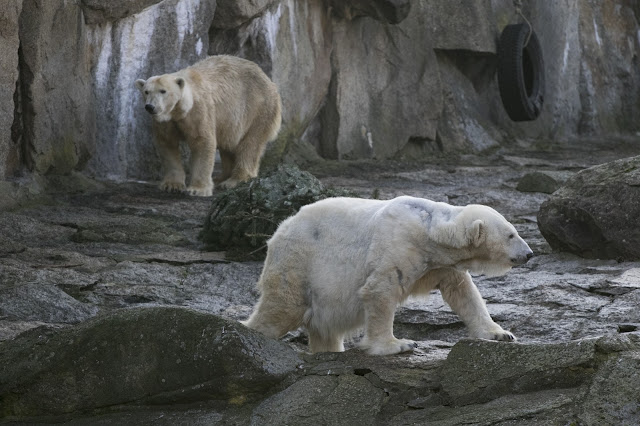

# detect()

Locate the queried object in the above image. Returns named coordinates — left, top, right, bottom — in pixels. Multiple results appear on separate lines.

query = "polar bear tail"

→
left=240, top=269, right=308, bottom=339
left=240, top=305, right=291, bottom=339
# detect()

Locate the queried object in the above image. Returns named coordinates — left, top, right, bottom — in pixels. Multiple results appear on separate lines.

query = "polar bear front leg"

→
left=186, top=139, right=215, bottom=197
left=359, top=277, right=417, bottom=355
left=154, top=124, right=186, bottom=193
left=439, top=270, right=516, bottom=341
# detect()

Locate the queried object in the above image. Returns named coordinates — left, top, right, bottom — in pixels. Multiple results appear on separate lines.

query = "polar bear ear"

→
left=175, top=77, right=185, bottom=89
left=135, top=79, right=146, bottom=91
left=468, top=219, right=486, bottom=247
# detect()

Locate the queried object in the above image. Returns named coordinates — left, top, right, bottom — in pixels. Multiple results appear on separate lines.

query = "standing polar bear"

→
left=243, top=196, right=533, bottom=355
left=135, top=55, right=282, bottom=196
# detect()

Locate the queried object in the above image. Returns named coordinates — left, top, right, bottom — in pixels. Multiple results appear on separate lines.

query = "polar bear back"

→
left=181, top=55, right=281, bottom=151
left=265, top=196, right=460, bottom=292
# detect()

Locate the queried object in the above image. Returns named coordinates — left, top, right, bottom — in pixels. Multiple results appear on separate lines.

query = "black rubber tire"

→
left=497, top=23, right=545, bottom=121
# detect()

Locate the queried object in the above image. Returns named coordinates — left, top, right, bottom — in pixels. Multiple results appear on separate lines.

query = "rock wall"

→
left=0, top=1, right=22, bottom=179
left=1, top=0, right=639, bottom=182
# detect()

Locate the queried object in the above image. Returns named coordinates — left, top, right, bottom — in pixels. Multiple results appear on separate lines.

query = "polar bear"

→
left=242, top=196, right=533, bottom=355
left=135, top=55, right=282, bottom=196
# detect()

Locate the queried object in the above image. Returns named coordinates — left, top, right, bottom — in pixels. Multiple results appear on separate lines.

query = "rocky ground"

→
left=1, top=138, right=640, bottom=424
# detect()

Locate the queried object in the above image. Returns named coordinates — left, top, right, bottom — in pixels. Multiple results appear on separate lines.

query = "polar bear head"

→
left=135, top=74, right=193, bottom=122
left=449, top=204, right=533, bottom=276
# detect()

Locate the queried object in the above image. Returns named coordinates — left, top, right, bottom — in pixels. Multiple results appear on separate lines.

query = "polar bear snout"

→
left=510, top=249, right=534, bottom=265
left=502, top=230, right=533, bottom=266
left=144, top=104, right=156, bottom=114
left=508, top=235, right=534, bottom=265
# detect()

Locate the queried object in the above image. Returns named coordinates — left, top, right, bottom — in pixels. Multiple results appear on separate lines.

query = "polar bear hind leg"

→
left=218, top=120, right=273, bottom=189
left=241, top=271, right=307, bottom=339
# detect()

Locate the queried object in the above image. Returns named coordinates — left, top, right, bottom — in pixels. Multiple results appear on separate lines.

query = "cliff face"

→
left=1, top=0, right=639, bottom=181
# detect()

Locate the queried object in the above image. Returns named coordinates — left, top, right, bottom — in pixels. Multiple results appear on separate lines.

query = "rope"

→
left=512, top=0, right=533, bottom=46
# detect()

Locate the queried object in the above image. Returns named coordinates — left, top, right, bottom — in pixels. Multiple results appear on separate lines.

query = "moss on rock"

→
left=201, top=165, right=357, bottom=260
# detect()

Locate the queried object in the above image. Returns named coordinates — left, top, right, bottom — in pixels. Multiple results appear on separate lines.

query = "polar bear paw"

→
left=218, top=178, right=241, bottom=190
left=186, top=185, right=213, bottom=197
left=362, top=338, right=418, bottom=356
left=492, top=330, right=516, bottom=341
left=472, top=327, right=517, bottom=342
left=160, top=180, right=186, bottom=193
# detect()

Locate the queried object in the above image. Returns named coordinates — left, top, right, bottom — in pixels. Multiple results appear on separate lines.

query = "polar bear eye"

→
left=144, top=90, right=149, bottom=95
left=160, top=90, right=166, bottom=94
left=508, top=233, right=515, bottom=239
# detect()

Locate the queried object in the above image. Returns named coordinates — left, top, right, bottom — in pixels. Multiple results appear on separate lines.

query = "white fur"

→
left=242, top=196, right=533, bottom=356
left=135, top=55, right=282, bottom=196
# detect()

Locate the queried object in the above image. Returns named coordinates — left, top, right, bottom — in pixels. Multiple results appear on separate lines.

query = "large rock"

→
left=390, top=335, right=640, bottom=425
left=18, top=0, right=95, bottom=175
left=321, top=0, right=442, bottom=160
left=427, top=1, right=522, bottom=155
left=0, top=0, right=22, bottom=180
left=441, top=339, right=597, bottom=406
left=0, top=306, right=301, bottom=418
left=431, top=51, right=503, bottom=154
left=537, top=156, right=640, bottom=260
left=579, top=344, right=640, bottom=425
left=251, top=375, right=385, bottom=425
left=516, top=171, right=573, bottom=194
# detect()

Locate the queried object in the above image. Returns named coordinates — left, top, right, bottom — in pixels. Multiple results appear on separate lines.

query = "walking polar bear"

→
left=135, top=55, right=282, bottom=196
left=242, top=196, right=533, bottom=355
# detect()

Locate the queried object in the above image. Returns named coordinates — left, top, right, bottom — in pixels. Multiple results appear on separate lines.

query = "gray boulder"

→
left=441, top=339, right=597, bottom=406
left=579, top=340, right=640, bottom=425
left=391, top=335, right=640, bottom=425
left=538, top=155, right=640, bottom=260
left=251, top=375, right=385, bottom=425
left=0, top=306, right=301, bottom=417
left=516, top=171, right=573, bottom=194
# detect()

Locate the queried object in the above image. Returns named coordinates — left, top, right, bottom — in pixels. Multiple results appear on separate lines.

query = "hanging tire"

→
left=497, top=23, right=545, bottom=121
